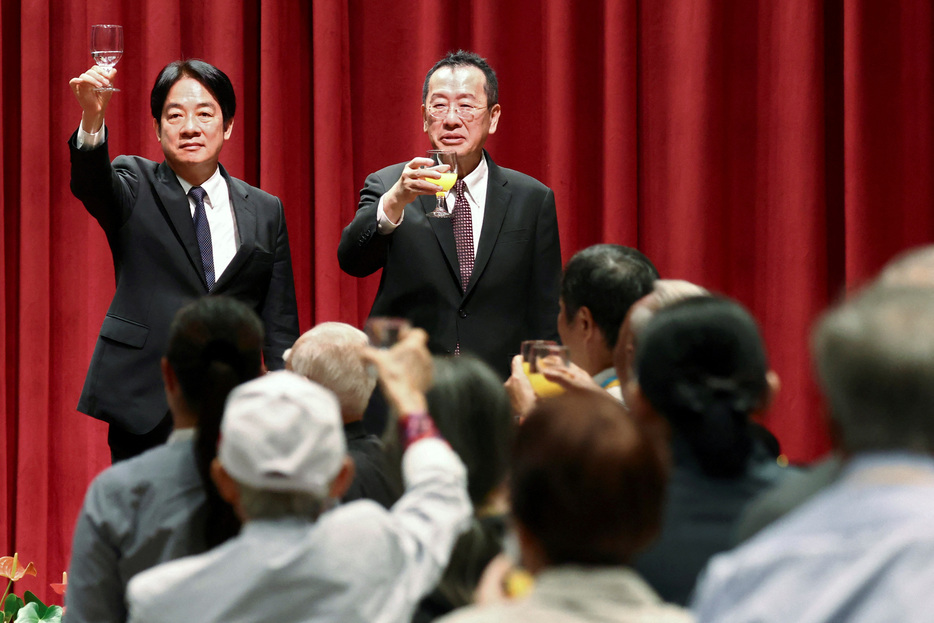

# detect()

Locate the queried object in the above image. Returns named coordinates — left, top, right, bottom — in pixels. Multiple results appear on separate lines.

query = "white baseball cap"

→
left=219, top=371, right=346, bottom=497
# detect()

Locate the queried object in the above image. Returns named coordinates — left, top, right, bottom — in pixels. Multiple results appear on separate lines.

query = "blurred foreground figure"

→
left=627, top=297, right=789, bottom=605
left=286, top=322, right=401, bottom=508
left=66, top=296, right=263, bottom=623
left=439, top=391, right=692, bottom=623
left=693, top=286, right=934, bottom=623
left=126, top=330, right=471, bottom=623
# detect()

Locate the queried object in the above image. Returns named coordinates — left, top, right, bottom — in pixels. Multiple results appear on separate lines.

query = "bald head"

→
left=614, top=280, right=710, bottom=396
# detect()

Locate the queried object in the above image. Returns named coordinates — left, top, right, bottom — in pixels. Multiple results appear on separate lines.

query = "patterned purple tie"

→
left=452, top=180, right=474, bottom=357
left=189, top=186, right=215, bottom=290
left=452, top=179, right=474, bottom=292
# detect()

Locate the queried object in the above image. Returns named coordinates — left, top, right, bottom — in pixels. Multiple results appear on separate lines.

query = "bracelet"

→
left=399, top=410, right=442, bottom=448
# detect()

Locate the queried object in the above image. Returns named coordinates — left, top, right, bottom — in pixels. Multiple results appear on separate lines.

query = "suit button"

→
left=458, top=309, right=468, bottom=318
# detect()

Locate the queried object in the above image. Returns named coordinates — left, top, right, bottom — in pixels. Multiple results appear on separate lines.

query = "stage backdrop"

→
left=1, top=0, right=932, bottom=604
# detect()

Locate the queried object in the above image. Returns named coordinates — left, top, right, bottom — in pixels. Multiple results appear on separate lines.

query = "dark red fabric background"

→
left=1, top=0, right=931, bottom=604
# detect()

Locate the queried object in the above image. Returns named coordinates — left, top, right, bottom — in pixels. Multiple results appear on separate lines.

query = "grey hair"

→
left=629, top=280, right=710, bottom=345
left=237, top=483, right=327, bottom=520
left=287, top=322, right=376, bottom=416
left=813, top=286, right=934, bottom=454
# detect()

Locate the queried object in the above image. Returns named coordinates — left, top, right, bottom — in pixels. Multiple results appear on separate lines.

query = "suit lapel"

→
left=466, top=156, right=510, bottom=296
left=423, top=194, right=461, bottom=280
left=214, top=167, right=256, bottom=292
left=153, top=162, right=206, bottom=287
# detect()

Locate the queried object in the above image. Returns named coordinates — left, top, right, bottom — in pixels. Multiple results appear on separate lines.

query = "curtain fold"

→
left=1, top=0, right=932, bottom=605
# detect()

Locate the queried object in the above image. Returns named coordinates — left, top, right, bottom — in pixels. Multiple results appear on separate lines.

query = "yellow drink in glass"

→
left=428, top=172, right=457, bottom=196
left=527, top=372, right=565, bottom=397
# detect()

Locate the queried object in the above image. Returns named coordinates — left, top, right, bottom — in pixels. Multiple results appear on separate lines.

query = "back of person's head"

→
left=151, top=59, right=236, bottom=128
left=285, top=322, right=376, bottom=419
left=561, top=244, right=659, bottom=350
left=616, top=279, right=710, bottom=390
left=511, top=392, right=667, bottom=567
left=219, top=371, right=346, bottom=520
left=426, top=355, right=513, bottom=507
left=165, top=295, right=264, bottom=546
left=634, top=296, right=769, bottom=478
left=813, top=286, right=934, bottom=455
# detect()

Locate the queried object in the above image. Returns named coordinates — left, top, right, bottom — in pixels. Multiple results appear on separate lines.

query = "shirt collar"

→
left=167, top=427, right=197, bottom=444
left=459, top=152, right=489, bottom=204
left=176, top=166, right=224, bottom=205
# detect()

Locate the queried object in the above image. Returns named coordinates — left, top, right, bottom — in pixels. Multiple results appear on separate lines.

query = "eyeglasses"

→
left=427, top=104, right=488, bottom=123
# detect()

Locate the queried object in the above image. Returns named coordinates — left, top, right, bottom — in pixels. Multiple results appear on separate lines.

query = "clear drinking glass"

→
left=90, top=24, right=124, bottom=92
left=364, top=317, right=412, bottom=348
left=425, top=150, right=457, bottom=218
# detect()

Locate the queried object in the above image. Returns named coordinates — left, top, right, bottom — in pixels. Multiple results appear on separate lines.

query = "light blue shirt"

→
left=691, top=452, right=934, bottom=623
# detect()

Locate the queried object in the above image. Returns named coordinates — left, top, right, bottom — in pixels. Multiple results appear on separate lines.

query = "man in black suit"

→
left=338, top=50, right=561, bottom=379
left=69, top=60, right=298, bottom=461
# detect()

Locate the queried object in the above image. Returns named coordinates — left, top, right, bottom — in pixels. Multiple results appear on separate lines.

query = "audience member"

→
left=65, top=296, right=264, bottom=623
left=735, top=244, right=934, bottom=542
left=505, top=244, right=658, bottom=416
left=126, top=329, right=471, bottom=623
left=285, top=322, right=401, bottom=508
left=438, top=391, right=691, bottom=623
left=627, top=296, right=789, bottom=605
left=613, top=279, right=709, bottom=404
left=693, top=286, right=934, bottom=622
left=415, top=355, right=514, bottom=621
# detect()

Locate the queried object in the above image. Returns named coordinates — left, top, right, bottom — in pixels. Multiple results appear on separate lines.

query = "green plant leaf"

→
left=13, top=602, right=39, bottom=622
left=22, top=592, right=47, bottom=615
left=3, top=594, right=23, bottom=621
left=39, top=605, right=63, bottom=623
left=12, top=602, right=61, bottom=623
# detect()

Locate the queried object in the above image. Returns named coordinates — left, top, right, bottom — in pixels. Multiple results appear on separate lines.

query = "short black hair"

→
left=150, top=60, right=236, bottom=129
left=422, top=50, right=498, bottom=107
left=166, top=295, right=263, bottom=547
left=561, top=244, right=659, bottom=350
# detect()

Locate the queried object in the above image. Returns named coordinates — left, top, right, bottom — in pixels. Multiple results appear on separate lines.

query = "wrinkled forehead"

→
left=426, top=66, right=488, bottom=103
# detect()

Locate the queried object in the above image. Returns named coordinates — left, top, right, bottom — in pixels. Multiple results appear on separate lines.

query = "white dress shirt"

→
left=76, top=123, right=238, bottom=281
left=126, top=438, right=471, bottom=623
left=377, top=154, right=489, bottom=253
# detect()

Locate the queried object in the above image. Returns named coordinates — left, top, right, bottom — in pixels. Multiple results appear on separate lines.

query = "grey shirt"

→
left=126, top=438, right=471, bottom=623
left=65, top=431, right=207, bottom=623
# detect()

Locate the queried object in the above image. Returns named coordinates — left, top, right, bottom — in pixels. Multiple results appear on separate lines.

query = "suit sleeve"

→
left=527, top=188, right=562, bottom=340
left=337, top=170, right=394, bottom=277
left=68, top=130, right=138, bottom=234
left=260, top=198, right=300, bottom=371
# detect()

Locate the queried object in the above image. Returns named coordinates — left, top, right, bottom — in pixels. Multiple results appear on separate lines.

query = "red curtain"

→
left=2, top=0, right=932, bottom=605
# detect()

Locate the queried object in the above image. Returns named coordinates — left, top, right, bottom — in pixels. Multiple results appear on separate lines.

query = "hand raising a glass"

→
left=69, top=25, right=123, bottom=135
left=90, top=25, right=123, bottom=92
left=424, top=150, right=457, bottom=219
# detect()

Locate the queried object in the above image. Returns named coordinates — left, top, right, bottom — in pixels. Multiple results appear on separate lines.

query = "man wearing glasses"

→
left=339, top=50, right=561, bottom=379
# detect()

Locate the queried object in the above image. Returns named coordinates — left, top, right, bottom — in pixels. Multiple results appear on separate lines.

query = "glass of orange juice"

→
left=521, top=340, right=567, bottom=397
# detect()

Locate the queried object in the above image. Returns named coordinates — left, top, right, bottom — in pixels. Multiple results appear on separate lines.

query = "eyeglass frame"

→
left=426, top=103, right=489, bottom=123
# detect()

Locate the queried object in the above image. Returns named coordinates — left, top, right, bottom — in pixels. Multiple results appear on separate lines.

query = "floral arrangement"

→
left=0, top=555, right=64, bottom=623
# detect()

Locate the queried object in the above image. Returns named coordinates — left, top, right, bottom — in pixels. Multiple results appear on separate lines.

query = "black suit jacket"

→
left=338, top=153, right=561, bottom=378
left=69, top=132, right=299, bottom=434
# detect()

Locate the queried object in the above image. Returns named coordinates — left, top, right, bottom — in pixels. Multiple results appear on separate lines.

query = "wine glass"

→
left=90, top=24, right=124, bottom=92
left=425, top=150, right=457, bottom=219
